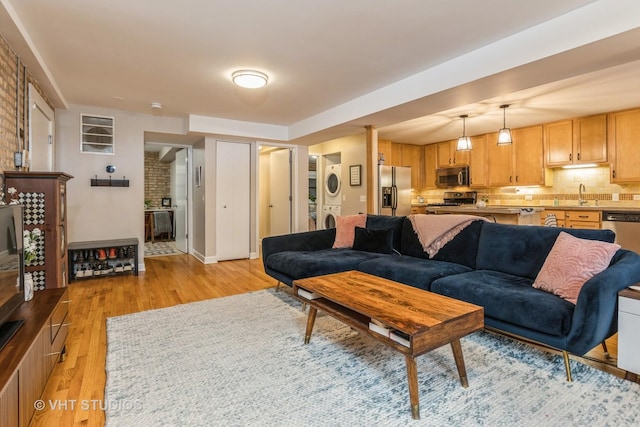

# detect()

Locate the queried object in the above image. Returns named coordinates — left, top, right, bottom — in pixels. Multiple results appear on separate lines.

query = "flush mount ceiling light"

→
left=232, top=70, right=268, bottom=89
left=456, top=114, right=472, bottom=151
left=497, top=104, right=512, bottom=145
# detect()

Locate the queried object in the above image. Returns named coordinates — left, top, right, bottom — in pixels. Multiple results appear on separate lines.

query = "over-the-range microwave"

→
left=435, top=166, right=470, bottom=187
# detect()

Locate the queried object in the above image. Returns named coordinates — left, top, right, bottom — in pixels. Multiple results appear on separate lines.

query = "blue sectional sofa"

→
left=262, top=215, right=640, bottom=380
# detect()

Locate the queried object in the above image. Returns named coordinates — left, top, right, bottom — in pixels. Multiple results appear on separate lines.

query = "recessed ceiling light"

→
left=232, top=70, right=268, bottom=89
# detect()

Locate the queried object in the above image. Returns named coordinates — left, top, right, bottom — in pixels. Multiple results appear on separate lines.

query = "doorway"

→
left=258, top=145, right=293, bottom=241
left=143, top=143, right=191, bottom=257
left=28, top=83, right=54, bottom=171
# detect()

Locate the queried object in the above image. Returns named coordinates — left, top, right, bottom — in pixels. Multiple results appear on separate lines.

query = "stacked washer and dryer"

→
left=321, top=164, right=342, bottom=229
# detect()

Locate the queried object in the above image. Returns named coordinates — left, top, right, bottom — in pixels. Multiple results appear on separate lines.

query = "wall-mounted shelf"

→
left=90, top=177, right=129, bottom=187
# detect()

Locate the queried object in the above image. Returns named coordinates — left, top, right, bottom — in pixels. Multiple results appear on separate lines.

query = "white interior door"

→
left=269, top=148, right=292, bottom=236
left=216, top=141, right=250, bottom=261
left=28, top=83, right=54, bottom=171
left=173, top=149, right=188, bottom=252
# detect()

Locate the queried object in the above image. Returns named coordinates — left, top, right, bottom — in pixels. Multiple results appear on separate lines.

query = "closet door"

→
left=216, top=141, right=250, bottom=261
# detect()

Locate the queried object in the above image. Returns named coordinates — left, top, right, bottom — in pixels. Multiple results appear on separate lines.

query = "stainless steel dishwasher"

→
left=601, top=211, right=640, bottom=254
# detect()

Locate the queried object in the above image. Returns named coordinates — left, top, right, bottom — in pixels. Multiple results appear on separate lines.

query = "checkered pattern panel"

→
left=31, top=270, right=46, bottom=291
left=25, top=229, right=46, bottom=267
left=19, top=192, right=46, bottom=225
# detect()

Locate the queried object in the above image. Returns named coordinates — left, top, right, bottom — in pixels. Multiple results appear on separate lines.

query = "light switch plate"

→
left=612, top=193, right=620, bottom=201
left=634, top=195, right=640, bottom=201
left=360, top=195, right=366, bottom=202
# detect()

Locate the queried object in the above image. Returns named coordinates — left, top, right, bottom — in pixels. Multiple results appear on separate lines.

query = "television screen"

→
left=0, top=204, right=24, bottom=351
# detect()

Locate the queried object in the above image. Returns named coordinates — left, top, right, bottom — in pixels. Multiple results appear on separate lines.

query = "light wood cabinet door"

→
left=544, top=120, right=573, bottom=166
left=423, top=144, right=437, bottom=189
left=469, top=135, right=487, bottom=187
left=390, top=143, right=403, bottom=167
left=378, top=139, right=392, bottom=165
left=436, top=140, right=469, bottom=167
left=541, top=209, right=566, bottom=227
left=437, top=140, right=454, bottom=167
left=0, top=372, right=19, bottom=427
left=609, top=108, right=640, bottom=183
left=574, top=114, right=607, bottom=164
left=487, top=131, right=513, bottom=186
left=400, top=144, right=424, bottom=189
left=513, top=125, right=545, bottom=185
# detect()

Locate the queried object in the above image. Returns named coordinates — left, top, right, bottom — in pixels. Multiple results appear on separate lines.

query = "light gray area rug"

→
left=105, top=289, right=640, bottom=426
left=144, top=241, right=179, bottom=257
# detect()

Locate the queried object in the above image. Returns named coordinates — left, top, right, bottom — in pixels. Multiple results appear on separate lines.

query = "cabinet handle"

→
left=577, top=152, right=581, bottom=161
left=509, top=176, right=512, bottom=183
left=612, top=170, right=616, bottom=179
left=515, top=176, right=519, bottom=183
left=578, top=215, right=589, bottom=218
left=569, top=153, right=572, bottom=161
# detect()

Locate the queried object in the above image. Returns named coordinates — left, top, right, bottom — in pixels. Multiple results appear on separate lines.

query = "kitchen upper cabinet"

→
left=609, top=108, right=640, bottom=183
left=437, top=139, right=469, bottom=168
left=544, top=114, right=607, bottom=167
left=574, top=114, right=607, bottom=164
left=469, top=135, right=487, bottom=187
left=544, top=120, right=573, bottom=166
left=423, top=144, right=437, bottom=189
left=513, top=125, right=546, bottom=185
left=487, top=131, right=512, bottom=186
left=488, top=126, right=547, bottom=186
left=399, top=143, right=424, bottom=189
left=378, top=139, right=393, bottom=166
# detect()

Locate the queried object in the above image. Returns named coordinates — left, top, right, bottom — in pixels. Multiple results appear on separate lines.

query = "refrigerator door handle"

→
left=391, top=185, right=398, bottom=209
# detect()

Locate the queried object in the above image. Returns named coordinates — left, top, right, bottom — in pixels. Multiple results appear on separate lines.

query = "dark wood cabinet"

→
left=4, top=172, right=73, bottom=291
left=0, top=288, right=69, bottom=427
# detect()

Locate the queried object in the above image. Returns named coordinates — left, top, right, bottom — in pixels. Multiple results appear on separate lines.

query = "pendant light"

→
left=497, top=104, right=512, bottom=145
left=456, top=114, right=472, bottom=151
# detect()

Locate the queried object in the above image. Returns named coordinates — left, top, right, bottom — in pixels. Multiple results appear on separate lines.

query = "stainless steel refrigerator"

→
left=379, top=165, right=412, bottom=216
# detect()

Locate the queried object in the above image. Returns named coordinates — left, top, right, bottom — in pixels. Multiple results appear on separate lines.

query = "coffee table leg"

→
left=304, top=307, right=317, bottom=344
left=404, top=355, right=420, bottom=420
left=450, top=339, right=469, bottom=388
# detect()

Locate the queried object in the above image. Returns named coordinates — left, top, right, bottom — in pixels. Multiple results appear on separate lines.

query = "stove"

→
left=427, top=191, right=477, bottom=207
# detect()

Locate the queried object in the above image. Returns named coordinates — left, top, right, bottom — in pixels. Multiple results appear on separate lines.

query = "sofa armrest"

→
left=566, top=249, right=640, bottom=355
left=261, top=228, right=336, bottom=265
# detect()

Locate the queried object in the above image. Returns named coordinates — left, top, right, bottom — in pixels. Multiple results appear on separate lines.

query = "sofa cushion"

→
left=333, top=214, right=367, bottom=248
left=352, top=227, right=394, bottom=254
left=533, top=232, right=620, bottom=304
left=265, top=248, right=387, bottom=280
left=358, top=256, right=472, bottom=291
left=365, top=214, right=405, bottom=251
left=476, top=222, right=616, bottom=280
left=431, top=270, right=575, bottom=337
left=400, top=217, right=483, bottom=269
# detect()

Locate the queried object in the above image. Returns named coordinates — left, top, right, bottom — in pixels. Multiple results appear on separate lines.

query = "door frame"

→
left=256, top=141, right=299, bottom=243
left=143, top=142, right=193, bottom=255
left=28, top=83, right=55, bottom=171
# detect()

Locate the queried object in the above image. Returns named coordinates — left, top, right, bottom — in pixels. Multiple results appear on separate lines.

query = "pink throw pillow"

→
left=332, top=214, right=367, bottom=248
left=532, top=232, right=620, bottom=304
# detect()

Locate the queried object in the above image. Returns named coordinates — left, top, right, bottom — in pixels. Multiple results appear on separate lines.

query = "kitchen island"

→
left=425, top=205, right=543, bottom=225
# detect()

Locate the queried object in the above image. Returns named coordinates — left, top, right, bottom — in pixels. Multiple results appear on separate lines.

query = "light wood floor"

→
left=30, top=254, right=276, bottom=427
left=30, top=254, right=635, bottom=427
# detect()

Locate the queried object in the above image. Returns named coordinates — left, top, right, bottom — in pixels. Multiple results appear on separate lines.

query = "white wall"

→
left=55, top=105, right=187, bottom=271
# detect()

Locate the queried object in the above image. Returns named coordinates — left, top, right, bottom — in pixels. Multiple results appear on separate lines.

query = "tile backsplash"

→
left=416, top=166, right=640, bottom=207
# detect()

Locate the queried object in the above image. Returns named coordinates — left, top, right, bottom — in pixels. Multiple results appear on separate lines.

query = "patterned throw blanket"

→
left=409, top=214, right=488, bottom=258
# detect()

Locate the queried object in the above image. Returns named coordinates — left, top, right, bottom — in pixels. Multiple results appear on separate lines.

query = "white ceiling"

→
left=2, top=0, right=640, bottom=146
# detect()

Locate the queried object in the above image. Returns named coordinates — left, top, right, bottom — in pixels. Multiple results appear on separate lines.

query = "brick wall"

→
left=0, top=32, right=51, bottom=185
left=144, top=151, right=170, bottom=208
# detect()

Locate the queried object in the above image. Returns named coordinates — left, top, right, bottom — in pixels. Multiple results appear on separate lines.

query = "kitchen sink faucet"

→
left=578, top=183, right=587, bottom=206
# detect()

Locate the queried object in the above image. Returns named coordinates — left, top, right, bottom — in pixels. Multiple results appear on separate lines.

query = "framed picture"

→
left=161, top=197, right=171, bottom=208
left=349, top=164, right=361, bottom=186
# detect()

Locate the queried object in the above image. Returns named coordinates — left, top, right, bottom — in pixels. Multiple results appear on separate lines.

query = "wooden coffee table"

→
left=292, top=270, right=484, bottom=420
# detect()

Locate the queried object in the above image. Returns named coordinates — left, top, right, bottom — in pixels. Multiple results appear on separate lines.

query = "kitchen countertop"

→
left=413, top=204, right=640, bottom=213
left=423, top=205, right=544, bottom=215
